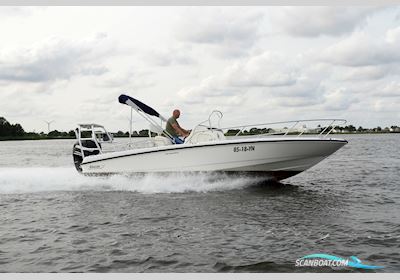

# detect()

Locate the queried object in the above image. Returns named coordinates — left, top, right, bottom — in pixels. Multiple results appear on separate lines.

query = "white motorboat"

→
left=72, top=94, right=347, bottom=181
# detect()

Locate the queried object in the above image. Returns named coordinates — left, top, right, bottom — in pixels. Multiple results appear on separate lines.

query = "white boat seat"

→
left=185, top=127, right=226, bottom=144
left=154, top=135, right=173, bottom=146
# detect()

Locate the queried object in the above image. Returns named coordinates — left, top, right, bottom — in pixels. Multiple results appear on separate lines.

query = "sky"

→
left=0, top=6, right=400, bottom=133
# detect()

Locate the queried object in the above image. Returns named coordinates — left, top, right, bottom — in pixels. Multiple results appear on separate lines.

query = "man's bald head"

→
left=173, top=109, right=180, bottom=118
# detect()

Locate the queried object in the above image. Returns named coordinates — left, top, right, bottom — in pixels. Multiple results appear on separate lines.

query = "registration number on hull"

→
left=233, top=145, right=255, bottom=152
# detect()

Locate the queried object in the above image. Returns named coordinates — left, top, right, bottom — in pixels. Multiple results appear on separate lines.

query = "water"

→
left=0, top=135, right=399, bottom=272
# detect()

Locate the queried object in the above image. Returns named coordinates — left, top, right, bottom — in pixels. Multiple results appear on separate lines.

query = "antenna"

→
left=44, top=120, right=54, bottom=133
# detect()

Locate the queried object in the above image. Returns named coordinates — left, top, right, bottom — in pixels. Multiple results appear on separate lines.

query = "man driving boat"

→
left=165, top=109, right=190, bottom=144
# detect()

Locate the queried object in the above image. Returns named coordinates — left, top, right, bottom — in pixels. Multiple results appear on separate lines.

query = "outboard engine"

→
left=72, top=140, right=101, bottom=173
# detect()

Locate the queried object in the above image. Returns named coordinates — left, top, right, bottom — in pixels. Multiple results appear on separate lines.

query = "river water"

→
left=0, top=134, right=399, bottom=272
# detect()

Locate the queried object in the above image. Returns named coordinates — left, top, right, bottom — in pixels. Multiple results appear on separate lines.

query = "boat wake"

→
left=0, top=167, right=269, bottom=194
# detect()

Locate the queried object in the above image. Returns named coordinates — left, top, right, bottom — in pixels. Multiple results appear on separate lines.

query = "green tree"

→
left=0, top=117, right=25, bottom=137
left=68, top=130, right=76, bottom=137
left=48, top=130, right=61, bottom=137
left=139, top=129, right=149, bottom=137
left=116, top=130, right=125, bottom=137
left=346, top=125, right=356, bottom=132
left=11, top=123, right=25, bottom=136
left=0, top=117, right=12, bottom=136
left=131, top=131, right=139, bottom=137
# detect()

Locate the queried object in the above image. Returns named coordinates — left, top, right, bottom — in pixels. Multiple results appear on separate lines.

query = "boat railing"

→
left=75, top=124, right=114, bottom=158
left=219, top=119, right=347, bottom=138
left=194, top=110, right=224, bottom=131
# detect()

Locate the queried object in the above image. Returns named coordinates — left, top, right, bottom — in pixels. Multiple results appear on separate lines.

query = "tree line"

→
left=0, top=117, right=77, bottom=140
left=0, top=116, right=157, bottom=140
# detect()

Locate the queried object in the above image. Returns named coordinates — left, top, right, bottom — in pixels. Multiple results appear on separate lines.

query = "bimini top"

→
left=118, top=94, right=167, bottom=122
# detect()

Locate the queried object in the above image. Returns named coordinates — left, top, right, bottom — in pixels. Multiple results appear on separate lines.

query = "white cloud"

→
left=264, top=76, right=326, bottom=108
left=337, top=65, right=392, bottom=81
left=94, top=70, right=155, bottom=89
left=320, top=31, right=400, bottom=67
left=0, top=33, right=111, bottom=83
left=177, top=51, right=324, bottom=109
left=270, top=7, right=380, bottom=37
left=385, top=25, right=400, bottom=43
left=222, top=52, right=298, bottom=87
left=378, top=81, right=400, bottom=97
left=143, top=45, right=196, bottom=67
left=175, top=7, right=264, bottom=57
left=178, top=52, right=297, bottom=104
left=174, top=44, right=381, bottom=117
left=323, top=88, right=358, bottom=111
left=371, top=98, right=400, bottom=112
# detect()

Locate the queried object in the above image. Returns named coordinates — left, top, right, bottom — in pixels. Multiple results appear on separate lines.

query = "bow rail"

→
left=218, top=118, right=347, bottom=138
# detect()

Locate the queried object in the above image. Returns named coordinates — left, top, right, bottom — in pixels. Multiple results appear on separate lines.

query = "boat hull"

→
left=80, top=137, right=347, bottom=181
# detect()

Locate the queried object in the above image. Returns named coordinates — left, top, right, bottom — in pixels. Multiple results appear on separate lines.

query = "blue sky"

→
left=0, top=6, right=399, bottom=132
